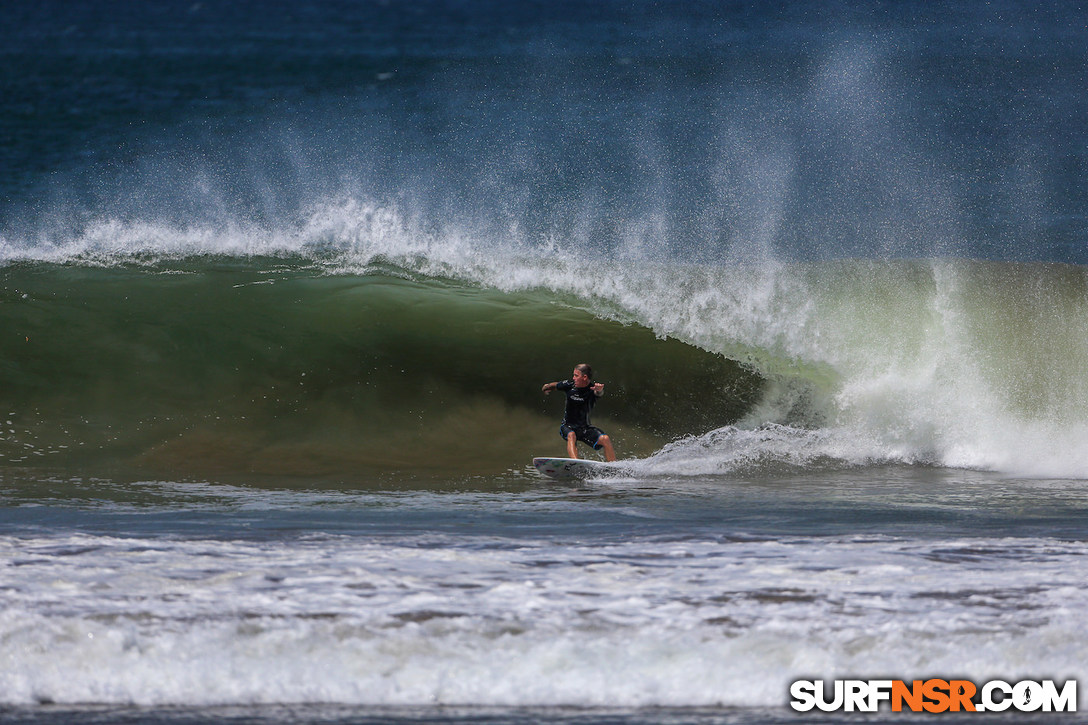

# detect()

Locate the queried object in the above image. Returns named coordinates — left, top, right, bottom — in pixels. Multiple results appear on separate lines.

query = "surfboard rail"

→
left=532, top=456, right=621, bottom=479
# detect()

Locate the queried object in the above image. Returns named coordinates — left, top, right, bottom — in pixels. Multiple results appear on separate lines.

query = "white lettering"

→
left=789, top=680, right=816, bottom=712
left=844, top=680, right=868, bottom=712
left=981, top=680, right=1012, bottom=712
left=815, top=680, right=844, bottom=712
left=867, top=680, right=893, bottom=711
left=1041, top=680, right=1078, bottom=712
left=1014, top=680, right=1043, bottom=712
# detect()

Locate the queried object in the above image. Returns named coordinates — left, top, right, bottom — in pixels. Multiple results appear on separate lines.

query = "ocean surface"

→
left=2, top=1, right=1088, bottom=723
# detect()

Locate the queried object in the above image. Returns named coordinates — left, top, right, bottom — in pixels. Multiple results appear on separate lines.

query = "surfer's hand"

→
left=593, top=383, right=604, bottom=395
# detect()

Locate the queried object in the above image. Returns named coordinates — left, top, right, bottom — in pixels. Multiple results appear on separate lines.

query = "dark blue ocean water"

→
left=3, top=2, right=1088, bottom=723
left=4, top=0, right=1087, bottom=261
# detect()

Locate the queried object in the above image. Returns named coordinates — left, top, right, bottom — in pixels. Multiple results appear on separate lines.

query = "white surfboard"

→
left=532, top=456, right=620, bottom=480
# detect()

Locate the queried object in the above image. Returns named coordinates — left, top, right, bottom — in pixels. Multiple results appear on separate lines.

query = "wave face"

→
left=4, top=210, right=1088, bottom=479
left=0, top=252, right=760, bottom=480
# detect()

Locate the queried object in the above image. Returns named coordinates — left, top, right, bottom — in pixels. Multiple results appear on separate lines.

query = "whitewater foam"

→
left=2, top=531, right=1084, bottom=707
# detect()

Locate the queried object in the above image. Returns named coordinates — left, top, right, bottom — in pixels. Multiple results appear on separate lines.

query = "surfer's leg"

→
left=566, top=431, right=580, bottom=459
left=598, top=434, right=616, bottom=462
left=582, top=426, right=615, bottom=462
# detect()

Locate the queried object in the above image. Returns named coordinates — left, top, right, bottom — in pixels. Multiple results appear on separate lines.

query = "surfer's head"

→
left=572, top=363, right=593, bottom=386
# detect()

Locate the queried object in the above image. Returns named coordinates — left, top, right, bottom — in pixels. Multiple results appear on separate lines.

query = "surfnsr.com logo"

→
left=790, top=679, right=1077, bottom=713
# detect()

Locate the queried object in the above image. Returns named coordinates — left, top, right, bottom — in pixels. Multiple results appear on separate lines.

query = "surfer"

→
left=541, top=363, right=617, bottom=462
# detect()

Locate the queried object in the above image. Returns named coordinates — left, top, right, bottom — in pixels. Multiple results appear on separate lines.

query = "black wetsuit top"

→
left=556, top=380, right=598, bottom=428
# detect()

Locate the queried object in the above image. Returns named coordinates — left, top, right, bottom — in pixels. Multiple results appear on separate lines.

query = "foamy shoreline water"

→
left=2, top=476, right=1085, bottom=711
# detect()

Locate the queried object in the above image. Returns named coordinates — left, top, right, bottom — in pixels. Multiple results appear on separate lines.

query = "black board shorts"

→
left=560, top=423, right=606, bottom=449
